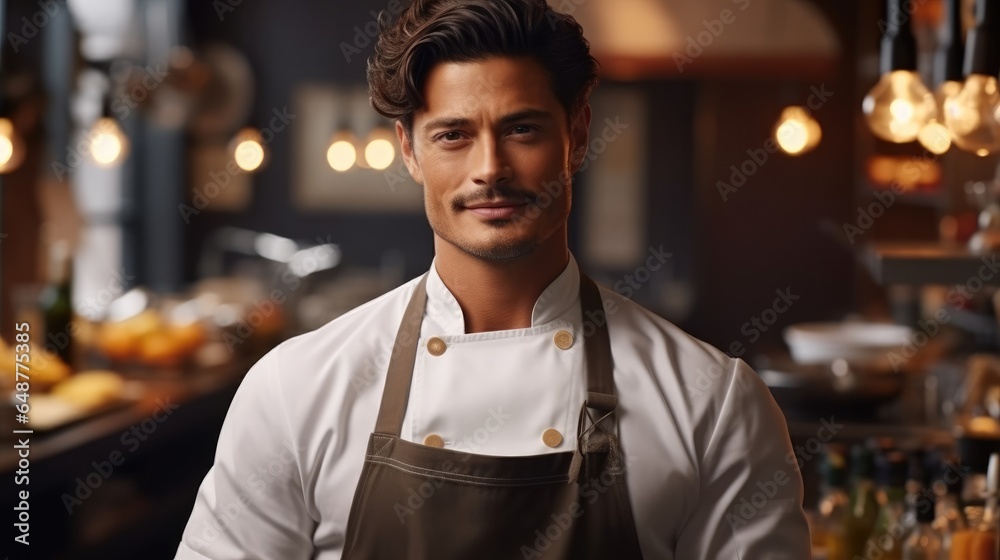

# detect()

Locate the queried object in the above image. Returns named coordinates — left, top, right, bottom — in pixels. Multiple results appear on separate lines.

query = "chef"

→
left=175, top=0, right=811, bottom=558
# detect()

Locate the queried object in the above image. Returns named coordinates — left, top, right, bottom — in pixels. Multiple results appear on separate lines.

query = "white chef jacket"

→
left=176, top=254, right=810, bottom=559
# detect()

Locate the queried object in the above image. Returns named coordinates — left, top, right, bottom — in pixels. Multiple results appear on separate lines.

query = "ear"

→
left=568, top=104, right=592, bottom=175
left=396, top=120, right=424, bottom=185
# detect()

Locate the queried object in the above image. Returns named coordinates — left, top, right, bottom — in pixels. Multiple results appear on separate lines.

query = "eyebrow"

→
left=421, top=108, right=554, bottom=135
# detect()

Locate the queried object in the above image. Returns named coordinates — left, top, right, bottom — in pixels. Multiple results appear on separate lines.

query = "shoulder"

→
left=239, top=274, right=424, bottom=409
left=595, top=286, right=796, bottom=505
left=596, top=285, right=776, bottom=451
left=277, top=274, right=422, bottom=366
left=597, top=284, right=738, bottom=389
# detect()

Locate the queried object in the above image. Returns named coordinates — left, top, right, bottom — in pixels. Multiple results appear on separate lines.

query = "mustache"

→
left=451, top=185, right=537, bottom=209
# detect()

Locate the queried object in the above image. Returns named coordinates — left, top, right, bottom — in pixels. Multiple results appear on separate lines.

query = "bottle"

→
left=843, top=445, right=882, bottom=559
left=38, top=240, right=73, bottom=364
left=904, top=450, right=929, bottom=530
left=951, top=508, right=983, bottom=560
left=935, top=457, right=967, bottom=558
left=903, top=484, right=941, bottom=559
left=953, top=436, right=1000, bottom=560
left=866, top=451, right=910, bottom=560
left=968, top=453, right=998, bottom=560
left=816, top=448, right=850, bottom=560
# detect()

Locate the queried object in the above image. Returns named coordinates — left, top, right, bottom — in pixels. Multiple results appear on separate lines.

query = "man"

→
left=176, top=0, right=811, bottom=558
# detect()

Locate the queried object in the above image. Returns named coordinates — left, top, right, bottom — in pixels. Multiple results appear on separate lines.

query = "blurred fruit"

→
left=169, top=321, right=205, bottom=354
left=96, top=307, right=210, bottom=367
left=51, top=370, right=124, bottom=409
left=0, top=340, right=13, bottom=391
left=97, top=321, right=141, bottom=361
left=122, top=310, right=163, bottom=339
left=30, top=349, right=72, bottom=388
left=0, top=337, right=71, bottom=389
left=138, top=331, right=185, bottom=368
left=97, top=310, right=166, bottom=361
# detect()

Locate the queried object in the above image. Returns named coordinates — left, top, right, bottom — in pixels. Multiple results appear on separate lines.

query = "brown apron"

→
left=341, top=274, right=644, bottom=559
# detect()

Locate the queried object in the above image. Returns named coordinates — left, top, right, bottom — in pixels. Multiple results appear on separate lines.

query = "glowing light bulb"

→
left=326, top=131, right=358, bottom=172
left=937, top=80, right=964, bottom=104
left=774, top=106, right=821, bottom=156
left=943, top=74, right=1000, bottom=155
left=360, top=127, right=397, bottom=170
left=917, top=80, right=963, bottom=154
left=889, top=99, right=914, bottom=122
left=89, top=117, right=129, bottom=167
left=918, top=120, right=952, bottom=154
left=364, top=138, right=395, bottom=170
left=777, top=120, right=808, bottom=154
left=0, top=135, right=12, bottom=164
left=0, top=118, right=24, bottom=173
left=229, top=127, right=267, bottom=172
left=327, top=140, right=356, bottom=172
left=235, top=141, right=264, bottom=171
left=862, top=70, right=936, bottom=143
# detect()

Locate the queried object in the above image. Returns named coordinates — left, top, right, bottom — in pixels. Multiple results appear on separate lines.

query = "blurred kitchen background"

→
left=3, top=0, right=1000, bottom=558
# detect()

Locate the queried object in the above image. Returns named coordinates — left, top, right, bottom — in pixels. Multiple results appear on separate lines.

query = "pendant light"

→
left=326, top=129, right=358, bottom=172
left=943, top=0, right=1000, bottom=156
left=774, top=106, right=822, bottom=156
left=88, top=96, right=129, bottom=168
left=863, top=0, right=937, bottom=143
left=0, top=117, right=25, bottom=173
left=229, top=126, right=267, bottom=172
left=363, top=127, right=396, bottom=170
left=919, top=0, right=967, bottom=154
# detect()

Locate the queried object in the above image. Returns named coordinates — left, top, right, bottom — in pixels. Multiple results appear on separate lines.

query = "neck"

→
left=433, top=231, right=570, bottom=333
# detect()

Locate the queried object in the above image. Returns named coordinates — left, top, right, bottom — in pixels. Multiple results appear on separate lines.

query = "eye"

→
left=436, top=131, right=465, bottom=143
left=511, top=124, right=537, bottom=136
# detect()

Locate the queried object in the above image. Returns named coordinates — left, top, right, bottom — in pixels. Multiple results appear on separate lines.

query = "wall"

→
left=180, top=0, right=859, bottom=354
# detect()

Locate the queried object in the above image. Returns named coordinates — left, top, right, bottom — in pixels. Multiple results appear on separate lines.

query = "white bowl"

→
left=783, top=322, right=914, bottom=365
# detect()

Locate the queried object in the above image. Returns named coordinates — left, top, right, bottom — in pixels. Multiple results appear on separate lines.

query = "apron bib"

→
left=341, top=274, right=643, bottom=559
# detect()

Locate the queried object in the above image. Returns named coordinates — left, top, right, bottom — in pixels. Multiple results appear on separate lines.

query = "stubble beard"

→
left=431, top=184, right=545, bottom=262
left=438, top=219, right=540, bottom=261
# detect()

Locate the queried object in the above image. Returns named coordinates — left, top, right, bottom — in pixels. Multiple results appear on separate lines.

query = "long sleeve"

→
left=674, top=358, right=811, bottom=559
left=175, top=345, right=316, bottom=559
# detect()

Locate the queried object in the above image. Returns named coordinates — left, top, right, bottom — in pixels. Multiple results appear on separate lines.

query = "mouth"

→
left=461, top=199, right=529, bottom=220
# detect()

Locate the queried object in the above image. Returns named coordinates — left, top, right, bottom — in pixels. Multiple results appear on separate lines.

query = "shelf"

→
left=862, top=242, right=1000, bottom=286
left=787, top=419, right=954, bottom=447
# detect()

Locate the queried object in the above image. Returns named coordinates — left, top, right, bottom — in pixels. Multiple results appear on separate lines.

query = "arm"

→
left=175, top=345, right=315, bottom=559
left=675, top=358, right=811, bottom=559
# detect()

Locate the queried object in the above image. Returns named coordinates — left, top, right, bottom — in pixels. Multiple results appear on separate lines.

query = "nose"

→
left=470, top=135, right=512, bottom=187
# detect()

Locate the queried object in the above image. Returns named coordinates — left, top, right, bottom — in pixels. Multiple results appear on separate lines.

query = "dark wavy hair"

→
left=367, top=0, right=599, bottom=138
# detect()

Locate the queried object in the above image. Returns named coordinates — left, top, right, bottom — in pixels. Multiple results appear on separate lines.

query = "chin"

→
left=453, top=235, right=540, bottom=262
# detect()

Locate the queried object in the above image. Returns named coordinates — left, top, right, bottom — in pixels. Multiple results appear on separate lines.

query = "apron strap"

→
left=373, top=274, right=429, bottom=436
left=571, top=275, right=620, bottom=482
left=578, top=272, right=614, bottom=397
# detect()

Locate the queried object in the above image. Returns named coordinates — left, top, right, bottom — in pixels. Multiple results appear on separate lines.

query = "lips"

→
left=461, top=198, right=528, bottom=219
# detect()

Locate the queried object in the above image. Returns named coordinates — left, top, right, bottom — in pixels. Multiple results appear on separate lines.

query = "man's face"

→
left=397, top=56, right=590, bottom=261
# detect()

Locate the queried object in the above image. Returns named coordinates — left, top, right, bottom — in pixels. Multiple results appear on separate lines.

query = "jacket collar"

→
left=424, top=253, right=581, bottom=335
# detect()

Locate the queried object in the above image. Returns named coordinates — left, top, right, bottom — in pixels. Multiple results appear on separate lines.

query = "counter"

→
left=2, top=357, right=257, bottom=559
